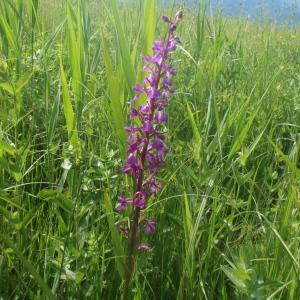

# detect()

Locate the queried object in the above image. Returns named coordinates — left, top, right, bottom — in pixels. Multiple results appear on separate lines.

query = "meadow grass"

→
left=0, top=0, right=300, bottom=299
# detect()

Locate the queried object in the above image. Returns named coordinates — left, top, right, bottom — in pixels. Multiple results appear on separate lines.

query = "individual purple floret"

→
left=145, top=219, right=157, bottom=235
left=137, top=243, right=151, bottom=251
left=118, top=10, right=182, bottom=252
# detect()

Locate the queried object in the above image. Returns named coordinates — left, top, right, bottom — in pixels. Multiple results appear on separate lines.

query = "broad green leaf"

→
left=60, top=57, right=78, bottom=147
left=0, top=9, right=18, bottom=51
left=221, top=265, right=248, bottom=290
left=186, top=103, right=201, bottom=163
left=239, top=121, right=269, bottom=166
left=0, top=140, right=16, bottom=156
left=110, top=0, right=136, bottom=93
left=15, top=71, right=33, bottom=94
left=102, top=36, right=126, bottom=149
left=0, top=81, right=14, bottom=95
left=142, top=0, right=156, bottom=55
left=228, top=101, right=262, bottom=159
left=39, top=19, right=66, bottom=59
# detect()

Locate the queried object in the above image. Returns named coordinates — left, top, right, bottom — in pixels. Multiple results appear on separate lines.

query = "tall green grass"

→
left=0, top=0, right=300, bottom=299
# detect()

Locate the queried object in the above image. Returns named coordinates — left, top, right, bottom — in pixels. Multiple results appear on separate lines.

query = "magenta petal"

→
left=170, top=23, right=177, bottom=32
left=150, top=180, right=162, bottom=194
left=128, top=141, right=142, bottom=152
left=163, top=76, right=172, bottom=86
left=165, top=66, right=176, bottom=75
left=145, top=219, right=157, bottom=235
left=116, top=195, right=131, bottom=211
left=152, top=54, right=163, bottom=65
left=143, top=121, right=154, bottom=133
left=133, top=84, right=144, bottom=93
left=140, top=104, right=150, bottom=114
left=147, top=88, right=160, bottom=99
left=146, top=73, right=158, bottom=86
left=118, top=195, right=126, bottom=202
left=143, top=55, right=152, bottom=63
left=162, top=16, right=170, bottom=23
left=168, top=41, right=177, bottom=51
left=116, top=203, right=126, bottom=211
left=152, top=41, right=164, bottom=52
left=154, top=112, right=168, bottom=123
left=127, top=154, right=137, bottom=165
left=122, top=166, right=131, bottom=173
left=130, top=108, right=138, bottom=119
left=138, top=243, right=151, bottom=250
left=151, top=139, right=165, bottom=151
left=133, top=95, right=140, bottom=102
left=134, top=191, right=146, bottom=209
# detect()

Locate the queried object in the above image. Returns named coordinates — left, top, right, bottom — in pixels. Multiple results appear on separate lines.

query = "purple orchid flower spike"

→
left=118, top=10, right=183, bottom=300
left=118, top=8, right=182, bottom=225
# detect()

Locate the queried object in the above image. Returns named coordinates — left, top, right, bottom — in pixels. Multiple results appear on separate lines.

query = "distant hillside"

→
left=185, top=0, right=300, bottom=23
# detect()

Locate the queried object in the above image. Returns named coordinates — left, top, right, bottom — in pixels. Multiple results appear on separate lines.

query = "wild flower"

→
left=119, top=9, right=182, bottom=299
left=118, top=9, right=182, bottom=241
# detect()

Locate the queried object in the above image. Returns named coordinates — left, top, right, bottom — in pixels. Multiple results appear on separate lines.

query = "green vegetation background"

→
left=0, top=0, right=299, bottom=299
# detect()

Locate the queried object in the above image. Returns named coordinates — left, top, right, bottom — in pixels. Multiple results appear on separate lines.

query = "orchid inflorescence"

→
left=117, top=10, right=183, bottom=251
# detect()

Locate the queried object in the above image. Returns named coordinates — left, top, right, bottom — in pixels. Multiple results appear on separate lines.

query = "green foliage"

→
left=0, top=0, right=300, bottom=299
